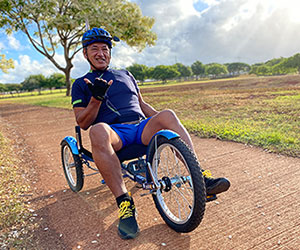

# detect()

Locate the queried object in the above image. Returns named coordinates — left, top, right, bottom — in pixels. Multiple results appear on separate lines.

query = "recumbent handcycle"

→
left=61, top=126, right=214, bottom=232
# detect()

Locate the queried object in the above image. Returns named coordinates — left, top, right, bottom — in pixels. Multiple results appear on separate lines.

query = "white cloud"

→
left=110, top=43, right=138, bottom=69
left=0, top=54, right=59, bottom=83
left=7, top=34, right=21, bottom=50
left=121, top=0, right=300, bottom=66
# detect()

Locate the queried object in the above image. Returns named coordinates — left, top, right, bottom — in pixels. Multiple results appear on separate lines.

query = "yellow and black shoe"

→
left=117, top=195, right=140, bottom=239
left=202, top=170, right=230, bottom=195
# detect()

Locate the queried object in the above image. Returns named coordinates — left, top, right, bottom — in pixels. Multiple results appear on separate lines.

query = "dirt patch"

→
left=0, top=103, right=299, bottom=250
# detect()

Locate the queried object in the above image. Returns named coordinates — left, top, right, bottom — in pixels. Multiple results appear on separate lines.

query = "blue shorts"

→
left=110, top=117, right=151, bottom=148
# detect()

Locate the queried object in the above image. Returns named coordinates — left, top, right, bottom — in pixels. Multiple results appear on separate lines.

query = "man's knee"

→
left=89, top=123, right=111, bottom=148
left=157, top=109, right=179, bottom=125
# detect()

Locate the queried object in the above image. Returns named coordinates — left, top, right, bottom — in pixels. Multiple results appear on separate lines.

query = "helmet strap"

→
left=85, top=48, right=98, bottom=70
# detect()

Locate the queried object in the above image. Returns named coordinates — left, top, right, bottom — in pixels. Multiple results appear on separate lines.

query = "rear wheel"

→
left=61, top=140, right=84, bottom=192
left=148, top=136, right=206, bottom=232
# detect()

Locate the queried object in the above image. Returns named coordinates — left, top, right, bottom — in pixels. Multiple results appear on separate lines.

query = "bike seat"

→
left=116, top=143, right=148, bottom=162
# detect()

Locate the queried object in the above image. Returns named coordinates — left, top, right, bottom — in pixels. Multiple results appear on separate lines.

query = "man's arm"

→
left=73, top=77, right=113, bottom=130
left=138, top=92, right=158, bottom=118
left=74, top=97, right=101, bottom=130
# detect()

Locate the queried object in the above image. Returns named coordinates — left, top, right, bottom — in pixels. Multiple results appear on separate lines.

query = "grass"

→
left=142, top=75, right=300, bottom=157
left=0, top=88, right=66, bottom=99
left=0, top=74, right=299, bottom=157
left=0, top=131, right=34, bottom=248
left=0, top=92, right=72, bottom=108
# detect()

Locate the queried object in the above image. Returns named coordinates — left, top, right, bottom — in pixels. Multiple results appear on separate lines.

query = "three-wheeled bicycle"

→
left=61, top=125, right=209, bottom=232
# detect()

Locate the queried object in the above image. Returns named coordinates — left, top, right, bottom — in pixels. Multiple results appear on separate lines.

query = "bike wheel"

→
left=148, top=136, right=206, bottom=232
left=61, top=140, right=84, bottom=192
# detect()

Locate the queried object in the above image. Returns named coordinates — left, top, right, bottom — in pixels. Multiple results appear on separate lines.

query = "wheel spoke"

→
left=174, top=186, right=193, bottom=210
left=173, top=191, right=182, bottom=220
left=67, top=162, right=76, bottom=169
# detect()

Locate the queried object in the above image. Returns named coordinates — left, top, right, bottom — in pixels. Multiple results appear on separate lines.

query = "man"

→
left=71, top=27, right=230, bottom=239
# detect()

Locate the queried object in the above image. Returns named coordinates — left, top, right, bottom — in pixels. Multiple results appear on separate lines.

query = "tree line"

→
left=126, top=53, right=300, bottom=84
left=0, top=73, right=66, bottom=94
left=1, top=52, right=300, bottom=94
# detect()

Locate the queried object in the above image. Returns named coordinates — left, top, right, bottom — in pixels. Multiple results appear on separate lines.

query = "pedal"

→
left=126, top=159, right=147, bottom=176
left=140, top=190, right=155, bottom=197
left=206, top=194, right=217, bottom=202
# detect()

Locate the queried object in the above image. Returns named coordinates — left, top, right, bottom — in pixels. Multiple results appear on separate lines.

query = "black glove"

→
left=87, top=77, right=110, bottom=101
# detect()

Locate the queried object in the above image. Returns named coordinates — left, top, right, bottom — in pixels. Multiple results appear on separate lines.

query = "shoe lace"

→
left=118, top=200, right=134, bottom=219
left=202, top=169, right=214, bottom=179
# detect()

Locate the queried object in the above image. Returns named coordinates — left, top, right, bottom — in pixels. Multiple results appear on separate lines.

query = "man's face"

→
left=84, top=42, right=111, bottom=70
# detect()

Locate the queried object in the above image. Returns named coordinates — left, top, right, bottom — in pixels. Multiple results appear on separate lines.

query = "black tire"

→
left=61, top=140, right=84, bottom=192
left=147, top=136, right=206, bottom=232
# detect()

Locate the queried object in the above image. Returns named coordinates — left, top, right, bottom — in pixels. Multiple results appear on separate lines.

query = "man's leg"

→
left=141, top=109, right=230, bottom=196
left=141, top=109, right=194, bottom=149
left=89, top=123, right=139, bottom=239
left=89, top=122, right=125, bottom=197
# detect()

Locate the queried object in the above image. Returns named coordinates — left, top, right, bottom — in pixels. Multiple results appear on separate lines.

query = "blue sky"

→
left=193, top=0, right=209, bottom=12
left=1, top=0, right=300, bottom=83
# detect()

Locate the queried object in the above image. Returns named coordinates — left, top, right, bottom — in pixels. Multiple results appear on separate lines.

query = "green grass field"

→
left=1, top=75, right=299, bottom=157
left=142, top=75, right=300, bottom=157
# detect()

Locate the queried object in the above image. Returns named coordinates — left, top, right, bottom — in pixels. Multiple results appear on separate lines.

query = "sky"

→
left=1, top=0, right=300, bottom=83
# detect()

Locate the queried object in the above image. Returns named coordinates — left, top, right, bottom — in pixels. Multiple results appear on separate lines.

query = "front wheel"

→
left=61, top=140, right=84, bottom=192
left=148, top=136, right=206, bottom=233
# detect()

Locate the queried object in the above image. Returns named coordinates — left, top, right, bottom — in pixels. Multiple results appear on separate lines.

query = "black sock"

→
left=116, top=192, right=131, bottom=207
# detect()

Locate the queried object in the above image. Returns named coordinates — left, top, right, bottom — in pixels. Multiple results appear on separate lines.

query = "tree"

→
left=5, top=83, right=21, bottom=95
left=126, top=64, right=148, bottom=84
left=191, top=61, right=205, bottom=78
left=271, top=60, right=296, bottom=75
left=0, top=0, right=157, bottom=95
left=152, top=65, right=180, bottom=83
left=249, top=64, right=259, bottom=75
left=47, top=73, right=66, bottom=90
left=255, top=65, right=272, bottom=76
left=21, top=74, right=47, bottom=93
left=146, top=66, right=155, bottom=80
left=0, top=83, right=8, bottom=92
left=284, top=53, right=300, bottom=73
left=0, top=53, right=14, bottom=73
left=205, top=63, right=228, bottom=77
left=265, top=57, right=285, bottom=67
left=173, top=63, right=192, bottom=79
left=226, top=62, right=250, bottom=75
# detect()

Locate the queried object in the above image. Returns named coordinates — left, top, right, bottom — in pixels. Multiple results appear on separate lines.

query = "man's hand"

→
left=84, top=77, right=113, bottom=101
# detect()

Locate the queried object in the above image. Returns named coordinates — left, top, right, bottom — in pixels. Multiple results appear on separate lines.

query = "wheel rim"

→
left=63, top=145, right=77, bottom=187
left=153, top=143, right=195, bottom=224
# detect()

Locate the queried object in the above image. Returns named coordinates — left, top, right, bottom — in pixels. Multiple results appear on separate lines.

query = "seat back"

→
left=116, top=143, right=148, bottom=162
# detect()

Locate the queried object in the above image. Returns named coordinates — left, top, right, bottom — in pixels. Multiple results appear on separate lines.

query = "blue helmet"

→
left=82, top=27, right=119, bottom=48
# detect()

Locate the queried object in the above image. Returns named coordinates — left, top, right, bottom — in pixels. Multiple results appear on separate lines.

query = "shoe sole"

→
left=118, top=228, right=140, bottom=240
left=206, top=179, right=230, bottom=195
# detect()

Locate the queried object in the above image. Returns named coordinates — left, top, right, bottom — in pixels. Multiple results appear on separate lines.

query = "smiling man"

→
left=71, top=27, right=230, bottom=240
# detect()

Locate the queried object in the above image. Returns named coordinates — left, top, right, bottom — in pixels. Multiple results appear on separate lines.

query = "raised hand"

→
left=84, top=77, right=113, bottom=101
